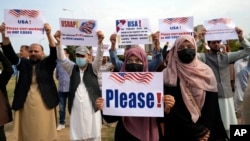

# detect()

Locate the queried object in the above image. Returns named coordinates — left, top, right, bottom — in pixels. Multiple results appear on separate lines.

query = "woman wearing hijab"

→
left=163, top=35, right=228, bottom=141
left=96, top=46, right=175, bottom=141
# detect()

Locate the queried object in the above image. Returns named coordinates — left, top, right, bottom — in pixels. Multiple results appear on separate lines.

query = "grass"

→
left=6, top=76, right=115, bottom=141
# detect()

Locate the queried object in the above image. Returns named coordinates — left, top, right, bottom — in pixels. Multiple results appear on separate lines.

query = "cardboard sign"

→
left=4, top=9, right=46, bottom=37
left=159, top=16, right=194, bottom=44
left=204, top=18, right=238, bottom=41
left=116, top=19, right=152, bottom=45
left=102, top=72, right=164, bottom=117
left=60, top=18, right=98, bottom=46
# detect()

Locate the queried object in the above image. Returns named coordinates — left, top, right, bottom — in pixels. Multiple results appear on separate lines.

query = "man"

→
left=234, top=55, right=249, bottom=118
left=55, top=30, right=104, bottom=141
left=0, top=49, right=13, bottom=141
left=56, top=48, right=71, bottom=130
left=198, top=27, right=250, bottom=137
left=109, top=32, right=163, bottom=72
left=19, top=45, right=29, bottom=59
left=14, top=45, right=29, bottom=82
left=0, top=22, right=58, bottom=141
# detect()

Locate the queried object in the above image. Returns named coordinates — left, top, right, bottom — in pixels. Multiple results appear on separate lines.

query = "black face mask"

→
left=177, top=48, right=196, bottom=64
left=126, top=63, right=144, bottom=72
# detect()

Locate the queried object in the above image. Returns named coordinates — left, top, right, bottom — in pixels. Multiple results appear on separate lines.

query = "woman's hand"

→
left=198, top=130, right=210, bottom=141
left=163, top=95, right=175, bottom=113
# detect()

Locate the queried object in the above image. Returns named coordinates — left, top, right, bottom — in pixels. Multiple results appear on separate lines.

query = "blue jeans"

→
left=58, top=91, right=69, bottom=125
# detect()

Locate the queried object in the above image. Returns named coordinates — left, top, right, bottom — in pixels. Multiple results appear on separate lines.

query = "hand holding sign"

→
left=97, top=30, right=104, bottom=45
left=44, top=23, right=51, bottom=35
left=163, top=95, right=175, bottom=114
left=54, top=30, right=61, bottom=44
left=110, top=33, right=117, bottom=46
left=0, top=23, right=5, bottom=33
left=235, top=27, right=243, bottom=41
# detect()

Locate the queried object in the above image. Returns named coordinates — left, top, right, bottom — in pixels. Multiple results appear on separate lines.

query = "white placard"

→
left=204, top=18, right=238, bottom=41
left=159, top=16, right=194, bottom=44
left=92, top=44, right=109, bottom=57
left=60, top=18, right=98, bottom=46
left=102, top=72, right=164, bottom=117
left=116, top=19, right=152, bottom=45
left=4, top=9, right=46, bottom=37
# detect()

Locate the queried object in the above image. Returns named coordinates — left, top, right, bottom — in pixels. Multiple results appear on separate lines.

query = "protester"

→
left=14, top=45, right=30, bottom=83
left=242, top=77, right=250, bottom=124
left=109, top=32, right=163, bottom=71
left=198, top=27, right=250, bottom=137
left=0, top=50, right=13, bottom=141
left=234, top=55, right=248, bottom=119
left=156, top=42, right=170, bottom=71
left=239, top=56, right=250, bottom=93
left=96, top=46, right=175, bottom=141
left=0, top=22, right=58, bottom=141
left=163, top=35, right=228, bottom=141
left=55, top=30, right=104, bottom=141
left=19, top=45, right=29, bottom=59
left=97, top=56, right=114, bottom=90
left=56, top=48, right=71, bottom=131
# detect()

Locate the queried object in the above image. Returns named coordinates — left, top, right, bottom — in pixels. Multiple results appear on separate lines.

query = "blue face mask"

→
left=76, top=57, right=87, bottom=67
left=147, top=55, right=152, bottom=61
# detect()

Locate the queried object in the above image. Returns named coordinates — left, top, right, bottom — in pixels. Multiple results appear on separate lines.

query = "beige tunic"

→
left=13, top=66, right=57, bottom=141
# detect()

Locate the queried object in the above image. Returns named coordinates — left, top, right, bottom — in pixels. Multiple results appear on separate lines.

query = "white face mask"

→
left=75, top=57, right=87, bottom=67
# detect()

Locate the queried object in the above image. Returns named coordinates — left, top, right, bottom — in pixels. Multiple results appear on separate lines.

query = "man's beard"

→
left=210, top=48, right=219, bottom=53
left=30, top=59, right=41, bottom=64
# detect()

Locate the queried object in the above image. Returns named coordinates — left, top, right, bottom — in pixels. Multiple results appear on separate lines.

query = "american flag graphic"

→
left=116, top=20, right=126, bottom=32
left=163, top=17, right=189, bottom=25
left=208, top=18, right=231, bottom=25
left=109, top=72, right=153, bottom=84
left=9, top=9, right=39, bottom=18
left=79, top=20, right=95, bottom=34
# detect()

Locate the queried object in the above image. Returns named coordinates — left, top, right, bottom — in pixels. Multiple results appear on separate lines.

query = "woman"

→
left=96, top=46, right=175, bottom=141
left=163, top=35, right=228, bottom=141
left=0, top=50, right=13, bottom=141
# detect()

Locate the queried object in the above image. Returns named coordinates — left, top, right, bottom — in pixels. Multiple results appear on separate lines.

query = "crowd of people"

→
left=0, top=21, right=250, bottom=141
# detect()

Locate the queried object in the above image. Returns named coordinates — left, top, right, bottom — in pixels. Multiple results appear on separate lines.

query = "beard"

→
left=210, top=48, right=219, bottom=53
left=30, top=58, right=41, bottom=64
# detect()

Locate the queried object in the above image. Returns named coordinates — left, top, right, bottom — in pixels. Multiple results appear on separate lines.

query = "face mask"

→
left=126, top=63, right=144, bottom=72
left=76, top=57, right=87, bottom=67
left=147, top=55, right=152, bottom=61
left=177, top=48, right=196, bottom=64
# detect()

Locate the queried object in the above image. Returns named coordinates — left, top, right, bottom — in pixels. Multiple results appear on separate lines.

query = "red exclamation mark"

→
left=157, top=93, right=161, bottom=108
left=139, top=20, right=141, bottom=27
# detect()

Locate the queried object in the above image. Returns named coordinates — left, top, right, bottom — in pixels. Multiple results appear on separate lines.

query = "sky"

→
left=1, top=0, right=250, bottom=55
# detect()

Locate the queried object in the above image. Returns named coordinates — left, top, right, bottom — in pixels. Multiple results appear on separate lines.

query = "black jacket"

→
left=0, top=51, right=13, bottom=125
left=2, top=43, right=59, bottom=110
left=68, top=63, right=101, bottom=114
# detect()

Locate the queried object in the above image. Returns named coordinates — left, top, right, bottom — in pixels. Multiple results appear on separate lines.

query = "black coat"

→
left=164, top=80, right=229, bottom=141
left=0, top=51, right=13, bottom=125
left=2, top=43, right=59, bottom=110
